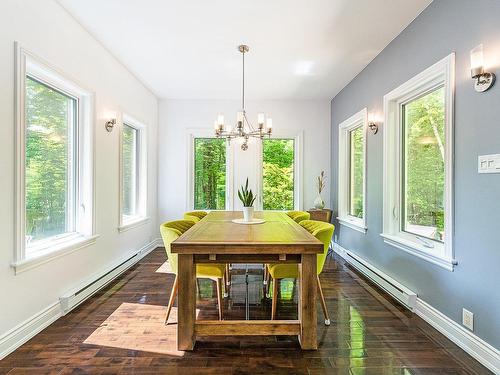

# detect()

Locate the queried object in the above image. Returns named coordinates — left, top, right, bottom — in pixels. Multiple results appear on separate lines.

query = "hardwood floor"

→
left=0, top=248, right=492, bottom=375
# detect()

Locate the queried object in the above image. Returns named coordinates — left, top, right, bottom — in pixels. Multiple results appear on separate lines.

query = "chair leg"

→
left=225, top=264, right=231, bottom=286
left=265, top=267, right=271, bottom=297
left=271, top=278, right=279, bottom=320
left=165, top=275, right=179, bottom=325
left=317, top=275, right=330, bottom=326
left=263, top=265, right=267, bottom=285
left=216, top=278, right=223, bottom=320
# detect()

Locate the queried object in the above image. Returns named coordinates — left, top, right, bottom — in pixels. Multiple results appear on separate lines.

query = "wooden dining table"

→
left=171, top=210, right=324, bottom=350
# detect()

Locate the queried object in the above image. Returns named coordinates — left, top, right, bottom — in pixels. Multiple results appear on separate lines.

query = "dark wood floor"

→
left=0, top=248, right=492, bottom=375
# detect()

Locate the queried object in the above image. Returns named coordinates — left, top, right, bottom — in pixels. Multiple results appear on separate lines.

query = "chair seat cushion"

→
left=267, top=264, right=299, bottom=279
left=196, top=264, right=225, bottom=279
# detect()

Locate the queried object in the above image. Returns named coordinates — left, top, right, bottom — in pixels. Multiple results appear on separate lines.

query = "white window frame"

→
left=13, top=43, right=96, bottom=274
left=381, top=53, right=455, bottom=271
left=337, top=108, right=368, bottom=233
left=186, top=129, right=234, bottom=211
left=118, top=114, right=148, bottom=232
left=256, top=131, right=303, bottom=211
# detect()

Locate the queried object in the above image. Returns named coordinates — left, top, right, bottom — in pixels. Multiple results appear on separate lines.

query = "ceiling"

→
left=58, top=0, right=432, bottom=100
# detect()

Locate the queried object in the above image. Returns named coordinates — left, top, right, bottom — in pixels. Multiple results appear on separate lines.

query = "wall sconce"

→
left=105, top=118, right=116, bottom=132
left=368, top=113, right=381, bottom=134
left=470, top=44, right=495, bottom=92
left=368, top=121, right=379, bottom=134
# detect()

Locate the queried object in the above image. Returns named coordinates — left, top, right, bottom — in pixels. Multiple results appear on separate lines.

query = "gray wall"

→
left=330, top=0, right=500, bottom=349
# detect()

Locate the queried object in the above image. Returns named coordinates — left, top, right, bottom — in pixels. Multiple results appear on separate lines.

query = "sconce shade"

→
left=470, top=44, right=484, bottom=78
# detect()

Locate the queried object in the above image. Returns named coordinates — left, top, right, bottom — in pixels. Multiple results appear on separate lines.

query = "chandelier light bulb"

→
left=217, top=113, right=225, bottom=126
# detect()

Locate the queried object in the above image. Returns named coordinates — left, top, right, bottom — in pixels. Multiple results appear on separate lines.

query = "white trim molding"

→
left=415, top=299, right=500, bottom=374
left=333, top=243, right=500, bottom=374
left=381, top=53, right=456, bottom=271
left=14, top=43, right=96, bottom=269
left=337, top=108, right=368, bottom=233
left=0, top=238, right=162, bottom=360
left=118, top=113, right=148, bottom=231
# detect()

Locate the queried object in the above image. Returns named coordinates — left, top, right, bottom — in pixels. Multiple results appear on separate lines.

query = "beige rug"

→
left=84, top=302, right=192, bottom=356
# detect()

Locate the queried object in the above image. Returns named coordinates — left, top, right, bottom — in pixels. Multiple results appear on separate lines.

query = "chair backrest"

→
left=183, top=211, right=207, bottom=222
left=300, top=220, right=335, bottom=274
left=159, top=220, right=195, bottom=274
left=287, top=210, right=311, bottom=224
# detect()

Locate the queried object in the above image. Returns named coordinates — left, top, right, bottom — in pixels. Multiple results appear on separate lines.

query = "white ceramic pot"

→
left=243, top=206, right=254, bottom=222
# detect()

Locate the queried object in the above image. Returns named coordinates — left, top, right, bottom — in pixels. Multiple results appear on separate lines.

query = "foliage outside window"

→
left=194, top=138, right=226, bottom=210
left=262, top=139, right=294, bottom=210
left=402, top=86, right=445, bottom=242
left=25, top=76, right=77, bottom=246
left=349, top=126, right=364, bottom=218
left=122, top=124, right=139, bottom=218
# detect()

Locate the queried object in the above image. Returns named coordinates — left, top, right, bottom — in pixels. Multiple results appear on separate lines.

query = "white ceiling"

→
left=58, top=0, right=432, bottom=100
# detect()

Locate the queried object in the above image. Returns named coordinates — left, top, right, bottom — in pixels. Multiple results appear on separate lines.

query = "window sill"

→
left=380, top=233, right=456, bottom=271
left=118, top=217, right=149, bottom=233
left=12, top=235, right=99, bottom=274
left=337, top=217, right=367, bottom=234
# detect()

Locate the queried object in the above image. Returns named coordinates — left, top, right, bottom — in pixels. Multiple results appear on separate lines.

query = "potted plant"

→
left=314, top=171, right=326, bottom=209
left=238, top=178, right=257, bottom=222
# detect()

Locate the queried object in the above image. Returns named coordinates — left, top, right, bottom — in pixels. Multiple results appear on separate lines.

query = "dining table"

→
left=171, top=210, right=324, bottom=350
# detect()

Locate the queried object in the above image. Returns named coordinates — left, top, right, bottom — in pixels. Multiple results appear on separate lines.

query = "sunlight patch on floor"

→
left=84, top=302, right=199, bottom=356
left=155, top=261, right=174, bottom=274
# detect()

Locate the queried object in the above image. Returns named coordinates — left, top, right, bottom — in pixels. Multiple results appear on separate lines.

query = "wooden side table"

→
left=307, top=209, right=333, bottom=223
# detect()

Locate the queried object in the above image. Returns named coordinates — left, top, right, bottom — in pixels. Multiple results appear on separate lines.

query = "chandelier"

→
left=214, top=44, right=273, bottom=150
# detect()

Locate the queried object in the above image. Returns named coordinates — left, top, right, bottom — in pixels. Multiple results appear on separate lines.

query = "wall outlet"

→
left=462, top=308, right=474, bottom=331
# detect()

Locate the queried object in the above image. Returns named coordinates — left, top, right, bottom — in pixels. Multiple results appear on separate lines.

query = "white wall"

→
left=0, top=0, right=158, bottom=338
left=158, top=99, right=330, bottom=222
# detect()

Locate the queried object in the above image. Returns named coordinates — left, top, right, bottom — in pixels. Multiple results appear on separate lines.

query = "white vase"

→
left=314, top=194, right=325, bottom=209
left=243, top=206, right=254, bottom=222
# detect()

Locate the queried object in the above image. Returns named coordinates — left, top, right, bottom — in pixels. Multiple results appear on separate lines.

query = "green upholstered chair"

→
left=160, top=220, right=226, bottom=323
left=183, top=211, right=208, bottom=223
left=267, top=220, right=334, bottom=325
left=286, top=210, right=311, bottom=224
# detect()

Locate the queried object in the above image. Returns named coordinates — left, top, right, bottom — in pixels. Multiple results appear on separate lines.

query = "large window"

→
left=25, top=77, right=77, bottom=244
left=15, top=46, right=95, bottom=271
left=382, top=54, right=454, bottom=271
left=402, top=87, right=445, bottom=242
left=262, top=139, right=295, bottom=210
left=193, top=138, right=227, bottom=210
left=338, top=108, right=367, bottom=233
left=119, top=115, right=147, bottom=230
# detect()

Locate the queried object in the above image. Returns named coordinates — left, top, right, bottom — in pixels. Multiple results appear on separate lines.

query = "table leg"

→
left=298, top=253, right=317, bottom=349
left=178, top=254, right=196, bottom=350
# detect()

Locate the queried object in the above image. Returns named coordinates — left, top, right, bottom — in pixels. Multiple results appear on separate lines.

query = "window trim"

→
left=337, top=108, right=368, bottom=234
left=256, top=131, right=303, bottom=211
left=118, top=113, right=148, bottom=232
left=186, top=129, right=234, bottom=211
left=381, top=53, right=455, bottom=271
left=13, top=43, right=96, bottom=273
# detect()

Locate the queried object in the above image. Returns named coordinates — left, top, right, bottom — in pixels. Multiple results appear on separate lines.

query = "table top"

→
left=171, top=211, right=323, bottom=254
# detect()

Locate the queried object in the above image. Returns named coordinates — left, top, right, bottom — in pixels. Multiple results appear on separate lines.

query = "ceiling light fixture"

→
left=214, top=45, right=272, bottom=150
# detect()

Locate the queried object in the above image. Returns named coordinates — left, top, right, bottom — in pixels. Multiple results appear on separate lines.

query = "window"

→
left=193, top=138, right=227, bottom=210
left=119, top=115, right=147, bottom=230
left=382, top=54, right=455, bottom=271
left=338, top=108, right=367, bottom=233
left=14, top=46, right=95, bottom=272
left=262, top=138, right=295, bottom=210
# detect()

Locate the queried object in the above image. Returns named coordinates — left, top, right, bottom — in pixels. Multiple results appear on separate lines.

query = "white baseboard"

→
left=0, top=302, right=61, bottom=360
left=0, top=238, right=162, bottom=360
left=332, top=242, right=500, bottom=375
left=415, top=299, right=500, bottom=374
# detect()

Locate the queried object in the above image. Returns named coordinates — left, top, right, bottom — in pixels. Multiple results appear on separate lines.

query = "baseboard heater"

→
left=343, top=249, right=417, bottom=310
left=59, top=248, right=147, bottom=315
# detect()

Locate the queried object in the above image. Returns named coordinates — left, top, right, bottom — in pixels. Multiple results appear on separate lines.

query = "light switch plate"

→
left=478, top=154, right=500, bottom=174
